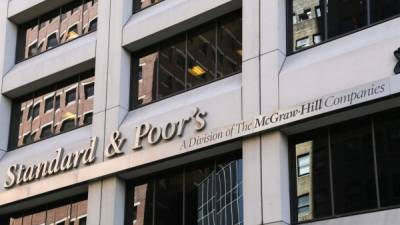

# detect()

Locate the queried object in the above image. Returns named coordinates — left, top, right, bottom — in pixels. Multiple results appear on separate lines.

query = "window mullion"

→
left=327, top=128, right=335, bottom=216
left=371, top=117, right=381, bottom=208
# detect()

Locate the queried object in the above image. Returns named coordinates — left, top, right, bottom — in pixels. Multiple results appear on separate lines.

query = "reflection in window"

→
left=126, top=153, right=243, bottom=225
left=45, top=97, right=54, bottom=112
left=290, top=108, right=400, bottom=223
left=131, top=11, right=242, bottom=109
left=290, top=0, right=400, bottom=53
left=84, top=83, right=94, bottom=99
left=133, top=0, right=163, bottom=13
left=297, top=153, right=310, bottom=176
left=16, top=0, right=97, bottom=62
left=5, top=198, right=87, bottom=225
left=298, top=194, right=311, bottom=217
left=10, top=71, right=94, bottom=149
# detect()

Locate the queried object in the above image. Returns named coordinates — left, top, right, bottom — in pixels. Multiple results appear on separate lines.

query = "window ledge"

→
left=123, top=0, right=240, bottom=52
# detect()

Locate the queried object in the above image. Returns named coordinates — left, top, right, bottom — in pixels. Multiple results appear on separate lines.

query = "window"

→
left=45, top=97, right=54, bottom=112
left=33, top=104, right=40, bottom=119
left=88, top=18, right=97, bottom=32
left=47, top=33, right=59, bottom=49
left=9, top=71, right=94, bottom=149
left=289, top=0, right=400, bottom=53
left=40, top=125, right=53, bottom=138
left=131, top=11, right=242, bottom=109
left=4, top=197, right=87, bottom=225
left=84, top=83, right=94, bottom=99
left=298, top=194, right=311, bottom=217
left=78, top=217, right=87, bottom=225
left=83, top=112, right=93, bottom=125
left=16, top=0, right=97, bottom=62
left=297, top=153, right=310, bottom=176
left=66, top=89, right=77, bottom=105
left=125, top=152, right=243, bottom=225
left=61, top=119, right=76, bottom=132
left=133, top=0, right=163, bottom=13
left=55, top=95, right=61, bottom=110
left=290, top=107, right=400, bottom=223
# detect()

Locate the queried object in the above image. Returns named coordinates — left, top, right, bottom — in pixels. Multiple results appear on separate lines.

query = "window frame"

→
left=15, top=0, right=98, bottom=63
left=286, top=0, right=400, bottom=55
left=8, top=70, right=95, bottom=150
left=129, top=10, right=242, bottom=110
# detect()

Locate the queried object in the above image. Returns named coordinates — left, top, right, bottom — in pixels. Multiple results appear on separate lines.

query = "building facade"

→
left=0, top=0, right=399, bottom=225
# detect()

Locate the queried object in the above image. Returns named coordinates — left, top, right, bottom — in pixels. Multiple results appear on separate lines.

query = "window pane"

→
left=370, top=0, right=400, bottom=23
left=292, top=0, right=325, bottom=52
left=61, top=0, right=83, bottom=44
left=185, top=163, right=214, bottom=225
left=187, top=23, right=216, bottom=89
left=330, top=118, right=377, bottom=214
left=293, top=131, right=332, bottom=222
left=130, top=182, right=154, bottom=225
left=31, top=211, right=46, bottom=225
left=158, top=36, right=186, bottom=98
left=327, top=0, right=367, bottom=38
left=83, top=0, right=98, bottom=34
left=78, top=75, right=94, bottom=127
left=133, top=0, right=163, bottom=12
left=374, top=109, right=400, bottom=207
left=154, top=172, right=183, bottom=225
left=38, top=9, right=60, bottom=53
left=134, top=48, right=158, bottom=107
left=17, top=19, right=39, bottom=60
left=217, top=11, right=242, bottom=77
left=55, top=78, right=78, bottom=135
left=16, top=98, right=34, bottom=147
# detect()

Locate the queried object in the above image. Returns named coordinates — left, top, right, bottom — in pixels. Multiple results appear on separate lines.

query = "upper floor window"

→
left=133, top=0, right=163, bottom=13
left=289, top=107, right=400, bottom=223
left=288, top=0, right=400, bottom=53
left=125, top=152, right=243, bottom=225
left=16, top=0, right=98, bottom=62
left=130, top=10, right=242, bottom=109
left=1, top=196, right=87, bottom=225
left=9, top=70, right=95, bottom=149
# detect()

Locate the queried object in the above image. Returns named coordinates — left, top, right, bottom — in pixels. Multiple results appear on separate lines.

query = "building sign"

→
left=2, top=78, right=393, bottom=189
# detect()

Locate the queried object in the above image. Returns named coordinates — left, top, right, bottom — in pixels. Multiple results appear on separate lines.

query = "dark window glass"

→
left=187, top=23, right=216, bottom=88
left=66, top=89, right=77, bottom=105
left=47, top=33, right=58, bottom=50
left=84, top=83, right=94, bottom=99
left=370, top=0, right=400, bottom=22
left=131, top=11, right=242, bottom=109
left=40, top=125, right=53, bottom=138
left=217, top=11, right=242, bottom=77
left=374, top=109, right=400, bottom=207
left=158, top=36, right=186, bottom=98
left=45, top=97, right=54, bottom=112
left=289, top=0, right=400, bottom=53
left=61, top=119, right=76, bottom=132
left=133, top=0, right=163, bottom=13
left=78, top=217, right=87, bottom=225
left=55, top=95, right=61, bottom=110
left=330, top=118, right=377, bottom=214
left=326, top=0, right=367, bottom=38
left=126, top=153, right=243, bottom=225
left=88, top=18, right=97, bottom=32
left=83, top=112, right=93, bottom=125
left=32, top=104, right=40, bottom=119
left=154, top=172, right=183, bottom=225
